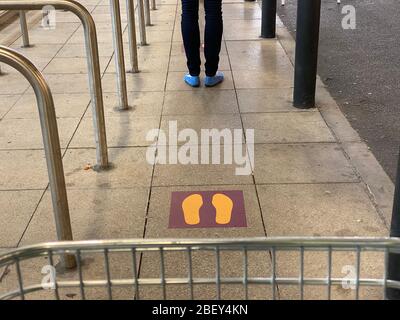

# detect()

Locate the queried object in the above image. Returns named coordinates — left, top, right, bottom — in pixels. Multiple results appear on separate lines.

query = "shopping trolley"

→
left=1, top=237, right=400, bottom=300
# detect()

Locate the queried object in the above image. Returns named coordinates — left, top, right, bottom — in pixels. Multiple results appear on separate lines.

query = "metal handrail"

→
left=0, top=0, right=109, bottom=169
left=0, top=45, right=75, bottom=268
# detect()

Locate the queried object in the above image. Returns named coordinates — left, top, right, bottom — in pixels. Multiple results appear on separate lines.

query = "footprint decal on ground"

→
left=169, top=190, right=247, bottom=229
left=212, top=193, right=234, bottom=224
left=182, top=194, right=203, bottom=225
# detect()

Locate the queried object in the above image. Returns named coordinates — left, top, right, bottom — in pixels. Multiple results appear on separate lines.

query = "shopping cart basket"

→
left=1, top=237, right=400, bottom=300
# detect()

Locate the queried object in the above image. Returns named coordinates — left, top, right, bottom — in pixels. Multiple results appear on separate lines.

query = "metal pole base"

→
left=92, top=162, right=115, bottom=172
left=261, top=0, right=277, bottom=38
left=113, top=105, right=134, bottom=112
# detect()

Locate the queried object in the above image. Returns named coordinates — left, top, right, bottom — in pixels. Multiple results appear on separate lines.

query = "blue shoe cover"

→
left=204, top=71, right=224, bottom=87
left=184, top=74, right=200, bottom=87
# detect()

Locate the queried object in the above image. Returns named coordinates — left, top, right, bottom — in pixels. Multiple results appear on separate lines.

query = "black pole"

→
left=261, top=0, right=277, bottom=38
left=387, top=151, right=400, bottom=299
left=293, top=0, right=321, bottom=109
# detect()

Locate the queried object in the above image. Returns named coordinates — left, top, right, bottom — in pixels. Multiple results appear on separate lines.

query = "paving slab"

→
left=242, top=112, right=335, bottom=144
left=257, top=183, right=387, bottom=300
left=62, top=147, right=153, bottom=189
left=42, top=73, right=90, bottom=94
left=160, top=114, right=243, bottom=146
left=257, top=183, right=387, bottom=237
left=0, top=190, right=44, bottom=247
left=222, top=3, right=261, bottom=20
left=56, top=42, right=114, bottom=58
left=21, top=187, right=149, bottom=245
left=232, top=69, right=293, bottom=89
left=152, top=158, right=253, bottom=187
left=106, top=54, right=170, bottom=73
left=0, top=94, right=20, bottom=119
left=102, top=72, right=167, bottom=92
left=163, top=90, right=239, bottom=115
left=226, top=40, right=291, bottom=71
left=71, top=115, right=161, bottom=147
left=254, top=143, right=358, bottom=184
left=6, top=93, right=90, bottom=119
left=43, top=57, right=110, bottom=74
left=237, top=88, right=311, bottom=113
left=10, top=43, right=64, bottom=59
left=0, top=73, right=30, bottom=94
left=85, top=91, right=165, bottom=117
left=0, top=149, right=49, bottom=190
left=0, top=117, right=80, bottom=150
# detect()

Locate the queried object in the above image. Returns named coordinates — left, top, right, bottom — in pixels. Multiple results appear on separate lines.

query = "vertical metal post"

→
left=126, top=0, right=139, bottom=73
left=19, top=11, right=31, bottom=47
left=0, top=46, right=75, bottom=268
left=387, top=151, right=400, bottom=300
left=110, top=0, right=130, bottom=110
left=144, top=0, right=151, bottom=26
left=293, top=0, right=321, bottom=109
left=261, top=0, right=276, bottom=38
left=137, top=0, right=147, bottom=45
left=151, top=0, right=157, bottom=10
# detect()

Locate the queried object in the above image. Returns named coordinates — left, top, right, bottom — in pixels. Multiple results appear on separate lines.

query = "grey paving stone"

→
left=254, top=143, right=358, bottom=184
left=20, top=187, right=150, bottom=245
left=242, top=112, right=335, bottom=143
left=163, top=90, right=239, bottom=115
left=62, top=147, right=153, bottom=189
left=0, top=149, right=49, bottom=190
left=0, top=190, right=43, bottom=247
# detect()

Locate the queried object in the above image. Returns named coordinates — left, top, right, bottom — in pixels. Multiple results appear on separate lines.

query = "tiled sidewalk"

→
left=0, top=0, right=394, bottom=299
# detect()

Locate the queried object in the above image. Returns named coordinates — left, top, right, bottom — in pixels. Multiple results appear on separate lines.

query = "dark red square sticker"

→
left=169, top=190, right=247, bottom=229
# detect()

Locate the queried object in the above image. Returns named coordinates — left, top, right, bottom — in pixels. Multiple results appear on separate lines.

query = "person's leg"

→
left=204, top=0, right=223, bottom=77
left=181, top=0, right=201, bottom=77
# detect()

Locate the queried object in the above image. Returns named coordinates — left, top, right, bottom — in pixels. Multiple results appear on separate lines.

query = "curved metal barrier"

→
left=1, top=237, right=400, bottom=300
left=0, top=0, right=109, bottom=169
left=0, top=45, right=75, bottom=268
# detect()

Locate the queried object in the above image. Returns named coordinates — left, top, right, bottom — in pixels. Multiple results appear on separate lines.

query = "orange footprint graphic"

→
left=182, top=194, right=203, bottom=225
left=212, top=193, right=233, bottom=225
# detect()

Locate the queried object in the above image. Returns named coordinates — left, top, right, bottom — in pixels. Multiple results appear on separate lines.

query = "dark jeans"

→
left=181, top=0, right=223, bottom=77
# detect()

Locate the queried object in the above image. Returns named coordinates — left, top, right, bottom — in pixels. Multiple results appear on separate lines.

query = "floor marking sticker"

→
left=169, top=190, right=247, bottom=229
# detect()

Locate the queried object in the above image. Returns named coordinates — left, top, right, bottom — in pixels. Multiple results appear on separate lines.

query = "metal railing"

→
left=0, top=0, right=109, bottom=169
left=1, top=237, right=400, bottom=300
left=0, top=45, right=75, bottom=269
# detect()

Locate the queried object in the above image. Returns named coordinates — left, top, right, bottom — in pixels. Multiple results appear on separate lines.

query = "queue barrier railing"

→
left=0, top=0, right=109, bottom=169
left=0, top=45, right=75, bottom=268
left=1, top=237, right=400, bottom=300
